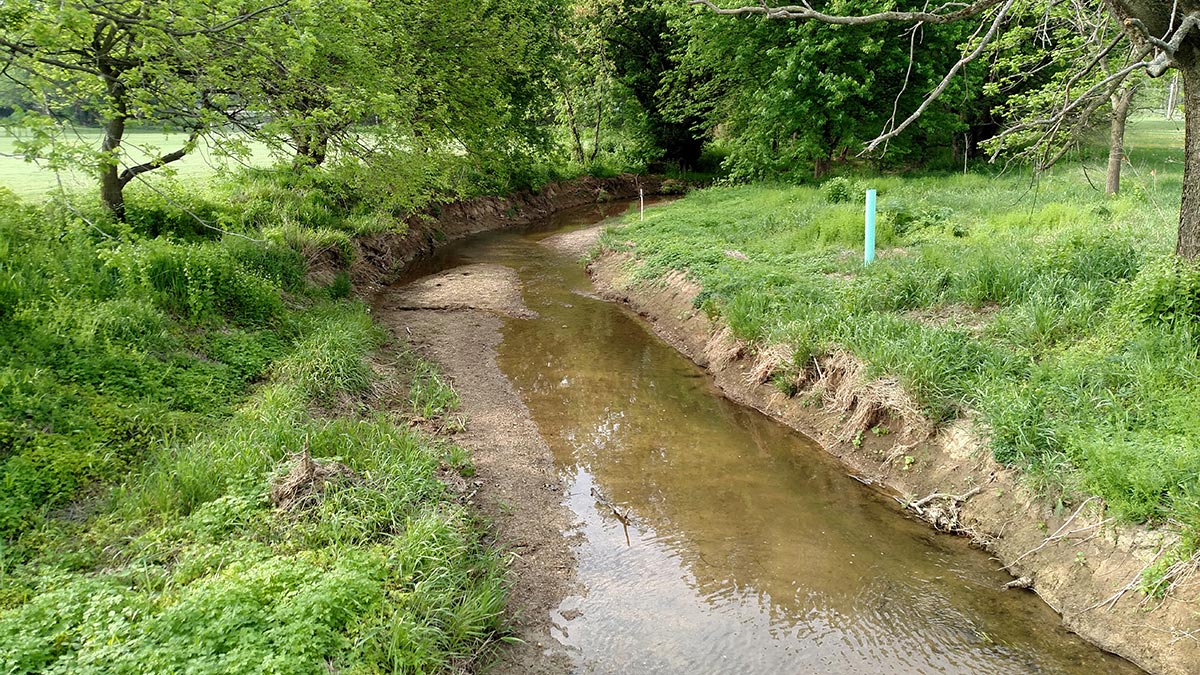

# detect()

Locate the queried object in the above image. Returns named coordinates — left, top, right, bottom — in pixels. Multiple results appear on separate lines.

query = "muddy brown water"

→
left=395, top=200, right=1142, bottom=674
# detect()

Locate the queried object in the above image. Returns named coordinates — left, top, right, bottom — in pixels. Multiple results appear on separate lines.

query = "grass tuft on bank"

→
left=0, top=183, right=507, bottom=673
left=600, top=140, right=1200, bottom=551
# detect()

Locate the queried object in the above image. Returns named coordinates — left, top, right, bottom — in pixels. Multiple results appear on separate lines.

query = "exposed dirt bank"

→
left=588, top=241, right=1200, bottom=675
left=325, top=175, right=664, bottom=291
left=373, top=272, right=577, bottom=675
left=360, top=180, right=676, bottom=674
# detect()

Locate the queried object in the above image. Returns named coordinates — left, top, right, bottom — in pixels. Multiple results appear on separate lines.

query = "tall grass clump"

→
left=275, top=303, right=382, bottom=398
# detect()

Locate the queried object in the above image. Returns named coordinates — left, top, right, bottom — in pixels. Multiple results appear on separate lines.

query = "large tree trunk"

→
left=1179, top=64, right=1200, bottom=258
left=1106, top=83, right=1135, bottom=196
left=293, top=131, right=329, bottom=169
left=1105, top=0, right=1200, bottom=257
left=99, top=106, right=126, bottom=220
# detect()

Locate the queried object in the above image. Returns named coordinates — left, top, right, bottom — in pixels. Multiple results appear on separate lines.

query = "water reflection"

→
left=406, top=201, right=1141, bottom=674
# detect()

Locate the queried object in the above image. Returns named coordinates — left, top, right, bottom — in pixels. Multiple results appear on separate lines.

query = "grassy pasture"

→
left=601, top=118, right=1200, bottom=572
left=0, top=128, right=277, bottom=198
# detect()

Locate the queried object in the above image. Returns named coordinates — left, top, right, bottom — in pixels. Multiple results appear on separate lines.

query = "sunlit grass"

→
left=601, top=118, right=1198, bottom=547
left=0, top=127, right=277, bottom=198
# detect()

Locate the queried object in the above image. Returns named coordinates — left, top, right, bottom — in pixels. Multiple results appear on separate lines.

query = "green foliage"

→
left=408, top=359, right=462, bottom=420
left=1116, top=256, right=1200, bottom=329
left=667, top=1, right=1021, bottom=179
left=0, top=0, right=291, bottom=214
left=602, top=149, right=1199, bottom=541
left=274, top=304, right=381, bottom=399
left=4, top=395, right=504, bottom=674
left=0, top=185, right=506, bottom=673
left=0, top=197, right=309, bottom=540
left=605, top=0, right=711, bottom=168
left=820, top=177, right=865, bottom=204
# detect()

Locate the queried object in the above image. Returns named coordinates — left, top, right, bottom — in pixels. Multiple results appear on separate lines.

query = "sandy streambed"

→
left=373, top=265, right=578, bottom=674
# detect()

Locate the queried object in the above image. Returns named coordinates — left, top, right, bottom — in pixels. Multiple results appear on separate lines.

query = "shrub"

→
left=820, top=176, right=863, bottom=204
left=1117, top=256, right=1200, bottom=329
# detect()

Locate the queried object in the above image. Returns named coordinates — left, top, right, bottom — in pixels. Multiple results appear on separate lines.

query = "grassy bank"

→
left=599, top=120, right=1199, bottom=585
left=0, top=183, right=506, bottom=672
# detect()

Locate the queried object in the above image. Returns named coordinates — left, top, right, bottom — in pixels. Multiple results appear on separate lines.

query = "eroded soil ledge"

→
left=322, top=175, right=665, bottom=291
left=364, top=177, right=664, bottom=674
left=588, top=249, right=1200, bottom=675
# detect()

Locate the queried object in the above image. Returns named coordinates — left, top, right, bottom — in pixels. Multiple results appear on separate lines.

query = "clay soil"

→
left=582, top=224, right=1200, bottom=675
left=373, top=265, right=578, bottom=675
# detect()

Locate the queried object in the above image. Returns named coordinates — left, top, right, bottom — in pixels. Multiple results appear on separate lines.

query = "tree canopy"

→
left=691, top=0, right=1200, bottom=258
left=1, top=0, right=1196, bottom=256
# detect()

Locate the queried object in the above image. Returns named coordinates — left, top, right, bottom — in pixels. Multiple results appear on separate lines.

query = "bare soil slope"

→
left=373, top=268, right=578, bottom=675
left=587, top=241, right=1200, bottom=675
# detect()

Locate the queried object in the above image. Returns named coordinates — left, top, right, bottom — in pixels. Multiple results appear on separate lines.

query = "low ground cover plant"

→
left=0, top=182, right=505, bottom=673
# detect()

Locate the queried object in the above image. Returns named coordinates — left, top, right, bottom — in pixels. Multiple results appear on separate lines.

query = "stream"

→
left=393, top=199, right=1140, bottom=674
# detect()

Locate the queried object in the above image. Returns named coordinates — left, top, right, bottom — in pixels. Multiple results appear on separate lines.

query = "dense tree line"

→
left=0, top=0, right=563, bottom=217
left=559, top=0, right=1097, bottom=178
left=0, top=1, right=1177, bottom=232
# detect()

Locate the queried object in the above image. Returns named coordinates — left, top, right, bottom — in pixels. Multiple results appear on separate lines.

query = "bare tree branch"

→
left=688, top=0, right=1006, bottom=25
left=987, top=54, right=1151, bottom=157
left=863, top=0, right=1018, bottom=153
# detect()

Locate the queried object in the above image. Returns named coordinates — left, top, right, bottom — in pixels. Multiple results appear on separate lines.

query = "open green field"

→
left=0, top=128, right=277, bottom=198
left=600, top=118, right=1198, bottom=583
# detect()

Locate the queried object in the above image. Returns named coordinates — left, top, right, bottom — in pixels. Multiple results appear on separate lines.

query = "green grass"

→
left=0, top=128, right=277, bottom=198
left=0, top=182, right=505, bottom=673
left=601, top=119, right=1200, bottom=546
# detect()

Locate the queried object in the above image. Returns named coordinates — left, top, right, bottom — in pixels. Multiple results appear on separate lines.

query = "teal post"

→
left=864, top=189, right=877, bottom=265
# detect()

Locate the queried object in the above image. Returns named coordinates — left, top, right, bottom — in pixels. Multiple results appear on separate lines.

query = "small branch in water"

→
left=591, top=487, right=633, bottom=546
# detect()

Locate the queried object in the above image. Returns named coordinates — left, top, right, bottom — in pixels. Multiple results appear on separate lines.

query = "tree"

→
left=378, top=0, right=565, bottom=189
left=606, top=0, right=713, bottom=168
left=668, top=2, right=1013, bottom=179
left=978, top=1, right=1145, bottom=195
left=0, top=0, right=284, bottom=219
left=554, top=0, right=664, bottom=170
left=693, top=0, right=1200, bottom=259
left=233, top=0, right=402, bottom=169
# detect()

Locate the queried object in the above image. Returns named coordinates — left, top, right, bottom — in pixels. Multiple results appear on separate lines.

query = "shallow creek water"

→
left=397, top=200, right=1140, bottom=674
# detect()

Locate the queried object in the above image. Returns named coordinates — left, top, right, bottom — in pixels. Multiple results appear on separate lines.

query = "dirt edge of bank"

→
left=320, top=174, right=668, bottom=290
left=359, top=178, right=672, bottom=674
left=588, top=250, right=1200, bottom=675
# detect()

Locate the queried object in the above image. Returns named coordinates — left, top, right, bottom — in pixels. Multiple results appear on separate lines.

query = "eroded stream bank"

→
left=374, top=200, right=1143, bottom=674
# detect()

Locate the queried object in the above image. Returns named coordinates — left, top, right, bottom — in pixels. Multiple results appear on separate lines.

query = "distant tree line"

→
left=0, top=1, right=1176, bottom=225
